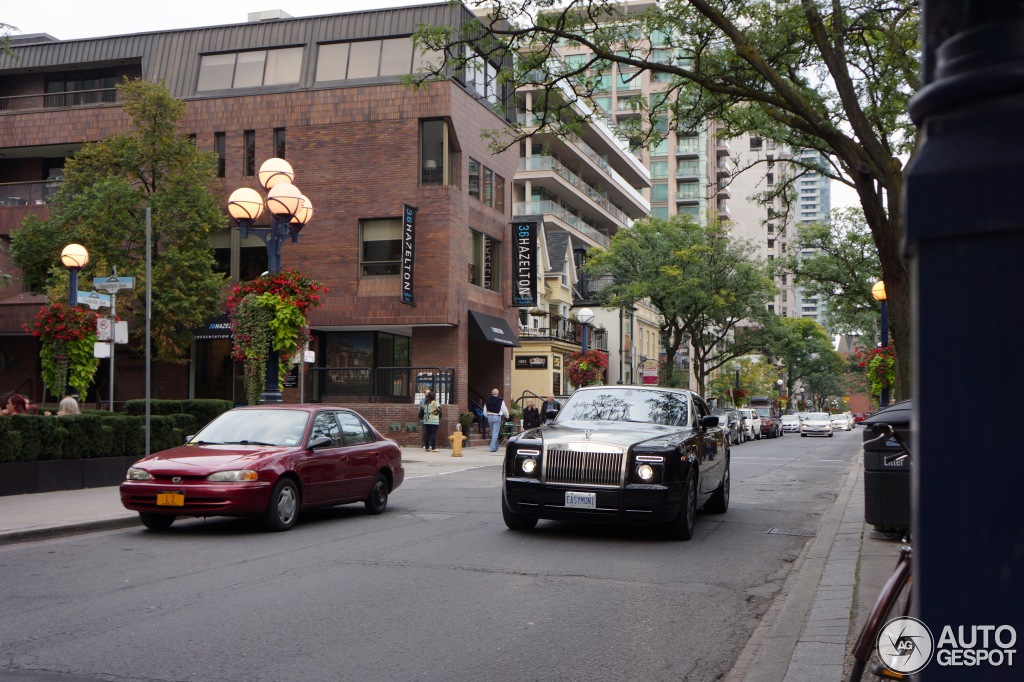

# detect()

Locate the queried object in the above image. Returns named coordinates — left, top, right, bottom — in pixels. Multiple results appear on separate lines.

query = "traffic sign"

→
left=77, top=290, right=111, bottom=310
left=96, top=318, right=111, bottom=341
left=93, top=276, right=135, bottom=292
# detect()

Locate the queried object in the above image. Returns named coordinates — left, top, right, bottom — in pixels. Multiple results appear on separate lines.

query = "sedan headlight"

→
left=126, top=467, right=153, bottom=481
left=207, top=470, right=258, bottom=482
left=521, top=457, right=537, bottom=475
left=636, top=464, right=655, bottom=481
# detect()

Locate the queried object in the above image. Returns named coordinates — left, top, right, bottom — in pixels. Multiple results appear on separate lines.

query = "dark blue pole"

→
left=260, top=215, right=287, bottom=404
left=67, top=268, right=78, bottom=307
left=581, top=323, right=589, bottom=354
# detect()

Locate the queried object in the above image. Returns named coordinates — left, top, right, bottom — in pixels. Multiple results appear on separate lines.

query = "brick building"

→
left=0, top=4, right=521, bottom=443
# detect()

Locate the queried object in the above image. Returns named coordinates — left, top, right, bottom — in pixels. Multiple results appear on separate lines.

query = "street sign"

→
left=77, top=290, right=111, bottom=310
left=96, top=318, right=111, bottom=341
left=114, top=321, right=128, bottom=344
left=93, top=276, right=136, bottom=292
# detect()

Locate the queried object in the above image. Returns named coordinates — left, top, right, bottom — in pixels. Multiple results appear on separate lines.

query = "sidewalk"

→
left=0, top=445, right=901, bottom=681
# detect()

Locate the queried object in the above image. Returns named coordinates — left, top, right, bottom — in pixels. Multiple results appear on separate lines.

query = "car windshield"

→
left=808, top=413, right=829, bottom=421
left=754, top=407, right=772, bottom=418
left=781, top=415, right=798, bottom=421
left=557, top=388, right=690, bottom=427
left=190, top=409, right=310, bottom=447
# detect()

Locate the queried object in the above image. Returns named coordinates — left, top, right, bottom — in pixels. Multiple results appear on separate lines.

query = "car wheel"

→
left=364, top=473, right=389, bottom=515
left=260, top=478, right=300, bottom=532
left=139, top=512, right=175, bottom=531
left=829, top=432, right=834, bottom=437
left=705, top=458, right=729, bottom=514
left=665, top=469, right=697, bottom=541
left=801, top=433, right=807, bottom=437
left=501, top=492, right=538, bottom=531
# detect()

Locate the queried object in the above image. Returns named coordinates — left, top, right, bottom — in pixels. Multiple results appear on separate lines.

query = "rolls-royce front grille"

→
left=545, top=448, right=624, bottom=487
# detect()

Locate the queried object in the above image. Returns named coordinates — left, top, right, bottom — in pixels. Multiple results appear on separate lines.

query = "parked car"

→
left=800, top=412, right=834, bottom=437
left=120, top=405, right=404, bottom=532
left=830, top=413, right=853, bottom=431
left=749, top=404, right=782, bottom=438
left=737, top=408, right=762, bottom=440
left=501, top=385, right=730, bottom=541
left=714, top=410, right=744, bottom=446
left=780, top=414, right=801, bottom=433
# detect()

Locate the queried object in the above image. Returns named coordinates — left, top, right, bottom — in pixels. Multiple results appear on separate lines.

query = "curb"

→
left=726, top=451, right=864, bottom=682
left=0, top=516, right=141, bottom=547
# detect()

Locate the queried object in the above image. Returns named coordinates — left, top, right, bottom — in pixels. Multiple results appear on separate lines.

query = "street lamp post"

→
left=61, top=243, right=89, bottom=307
left=577, top=308, right=595, bottom=353
left=776, top=378, right=784, bottom=412
left=228, top=158, right=314, bottom=404
left=871, top=280, right=889, bottom=408
left=732, top=361, right=741, bottom=405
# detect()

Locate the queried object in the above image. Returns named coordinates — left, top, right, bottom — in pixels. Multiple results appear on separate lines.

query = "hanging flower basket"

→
left=24, top=302, right=100, bottom=399
left=855, top=344, right=896, bottom=399
left=566, top=349, right=608, bottom=387
left=227, top=269, right=328, bottom=405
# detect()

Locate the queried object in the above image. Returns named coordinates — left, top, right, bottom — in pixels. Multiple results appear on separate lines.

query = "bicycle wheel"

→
left=850, top=546, right=913, bottom=681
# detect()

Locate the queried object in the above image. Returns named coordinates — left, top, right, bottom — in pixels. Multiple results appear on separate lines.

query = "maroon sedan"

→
left=120, top=405, right=404, bottom=532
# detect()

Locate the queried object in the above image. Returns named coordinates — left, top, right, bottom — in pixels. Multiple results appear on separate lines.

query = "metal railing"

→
left=519, top=156, right=635, bottom=226
left=517, top=325, right=608, bottom=351
left=0, top=180, right=62, bottom=206
left=305, top=366, right=456, bottom=404
left=513, top=201, right=611, bottom=247
left=0, top=87, right=119, bottom=112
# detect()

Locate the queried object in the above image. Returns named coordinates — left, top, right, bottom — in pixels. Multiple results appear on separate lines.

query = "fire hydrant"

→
left=449, top=423, right=467, bottom=457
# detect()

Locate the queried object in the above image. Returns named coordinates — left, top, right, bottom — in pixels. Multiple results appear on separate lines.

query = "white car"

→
left=737, top=408, right=762, bottom=440
left=801, top=412, right=833, bottom=437
left=830, top=413, right=852, bottom=431
left=780, top=414, right=801, bottom=433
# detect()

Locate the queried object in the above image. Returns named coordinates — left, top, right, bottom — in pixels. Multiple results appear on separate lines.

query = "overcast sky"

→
left=3, top=1, right=439, bottom=41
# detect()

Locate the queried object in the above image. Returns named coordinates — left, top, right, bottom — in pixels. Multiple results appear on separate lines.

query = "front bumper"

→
left=503, top=478, right=684, bottom=524
left=801, top=428, right=832, bottom=436
left=120, top=480, right=274, bottom=516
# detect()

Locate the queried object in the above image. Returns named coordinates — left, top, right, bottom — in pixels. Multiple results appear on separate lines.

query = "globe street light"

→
left=577, top=308, right=595, bottom=353
left=871, top=280, right=889, bottom=408
left=61, top=243, right=89, bottom=307
left=227, top=159, right=314, bottom=404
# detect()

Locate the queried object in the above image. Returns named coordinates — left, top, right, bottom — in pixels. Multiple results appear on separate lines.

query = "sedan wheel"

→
left=261, top=478, right=300, bottom=532
left=502, top=492, right=538, bottom=531
left=364, top=473, right=389, bottom=515
left=139, top=512, right=175, bottom=531
left=665, top=469, right=697, bottom=541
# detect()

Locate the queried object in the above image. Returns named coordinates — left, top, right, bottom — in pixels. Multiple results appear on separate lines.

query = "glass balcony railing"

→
left=513, top=200, right=610, bottom=248
left=519, top=156, right=634, bottom=226
left=0, top=179, right=62, bottom=206
left=0, top=87, right=119, bottom=112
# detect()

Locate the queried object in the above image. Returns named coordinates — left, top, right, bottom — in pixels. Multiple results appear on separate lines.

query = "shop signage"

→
left=515, top=355, right=548, bottom=370
left=401, top=204, right=417, bottom=305
left=511, top=220, right=537, bottom=307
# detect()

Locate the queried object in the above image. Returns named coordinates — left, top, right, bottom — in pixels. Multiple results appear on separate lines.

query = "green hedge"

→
left=124, top=399, right=231, bottom=431
left=0, top=413, right=191, bottom=463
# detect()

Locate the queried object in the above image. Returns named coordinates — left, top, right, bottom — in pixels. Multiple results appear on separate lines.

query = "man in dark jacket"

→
left=541, top=394, right=561, bottom=424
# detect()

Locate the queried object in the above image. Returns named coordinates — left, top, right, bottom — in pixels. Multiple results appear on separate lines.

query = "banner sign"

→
left=401, top=204, right=416, bottom=305
left=511, top=220, right=537, bottom=307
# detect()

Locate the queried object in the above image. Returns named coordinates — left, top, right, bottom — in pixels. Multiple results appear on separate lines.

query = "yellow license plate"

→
left=157, top=491, right=185, bottom=507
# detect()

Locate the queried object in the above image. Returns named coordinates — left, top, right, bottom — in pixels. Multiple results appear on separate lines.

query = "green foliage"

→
left=458, top=412, right=474, bottom=435
left=24, top=303, right=101, bottom=398
left=0, top=413, right=187, bottom=462
left=231, top=295, right=274, bottom=405
left=586, top=215, right=777, bottom=395
left=123, top=398, right=232, bottom=428
left=763, top=317, right=845, bottom=402
left=781, top=208, right=883, bottom=336
left=9, top=79, right=227, bottom=362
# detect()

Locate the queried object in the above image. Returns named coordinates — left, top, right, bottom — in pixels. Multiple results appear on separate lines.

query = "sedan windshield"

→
left=807, top=413, right=829, bottom=421
left=190, top=409, right=310, bottom=447
left=557, top=389, right=689, bottom=427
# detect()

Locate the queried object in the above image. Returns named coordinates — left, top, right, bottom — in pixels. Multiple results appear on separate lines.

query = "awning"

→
left=468, top=310, right=521, bottom=347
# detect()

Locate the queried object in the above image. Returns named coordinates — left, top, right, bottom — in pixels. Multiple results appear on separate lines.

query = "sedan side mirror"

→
left=701, top=415, right=720, bottom=429
left=307, top=436, right=331, bottom=449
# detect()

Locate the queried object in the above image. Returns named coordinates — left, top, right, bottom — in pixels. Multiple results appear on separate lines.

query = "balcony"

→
left=0, top=87, right=118, bottom=112
left=675, top=139, right=701, bottom=158
left=518, top=324, right=608, bottom=352
left=513, top=201, right=610, bottom=248
left=519, top=156, right=635, bottom=227
left=0, top=180, right=61, bottom=206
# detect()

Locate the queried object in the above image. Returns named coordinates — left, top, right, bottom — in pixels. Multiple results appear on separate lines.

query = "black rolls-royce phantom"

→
left=501, top=386, right=729, bottom=540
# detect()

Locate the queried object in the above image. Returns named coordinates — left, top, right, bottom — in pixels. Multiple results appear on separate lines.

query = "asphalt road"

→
left=0, top=429, right=863, bottom=682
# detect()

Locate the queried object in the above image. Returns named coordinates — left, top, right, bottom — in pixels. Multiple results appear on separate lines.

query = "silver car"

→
left=801, top=412, right=833, bottom=437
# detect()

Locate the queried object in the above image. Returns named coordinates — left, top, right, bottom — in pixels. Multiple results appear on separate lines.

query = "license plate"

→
left=565, top=491, right=596, bottom=509
left=157, top=491, right=184, bottom=507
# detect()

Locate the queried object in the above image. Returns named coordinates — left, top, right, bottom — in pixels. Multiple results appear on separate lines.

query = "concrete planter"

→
left=0, top=456, right=139, bottom=497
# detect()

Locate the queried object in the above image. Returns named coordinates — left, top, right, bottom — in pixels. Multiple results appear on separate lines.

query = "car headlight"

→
left=207, top=470, right=258, bottom=482
left=126, top=467, right=153, bottom=481
left=521, top=457, right=537, bottom=475
left=636, top=464, right=655, bottom=481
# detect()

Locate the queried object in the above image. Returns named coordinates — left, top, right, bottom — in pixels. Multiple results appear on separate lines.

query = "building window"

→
left=197, top=47, right=303, bottom=91
left=360, top=219, right=402, bottom=276
left=274, top=128, right=286, bottom=159
left=45, top=68, right=117, bottom=107
left=651, top=206, right=669, bottom=220
left=767, top=172, right=775, bottom=186
left=750, top=136, right=763, bottom=151
left=214, top=132, right=226, bottom=178
left=467, top=158, right=504, bottom=211
left=243, top=130, right=256, bottom=176
left=468, top=158, right=481, bottom=200
left=469, top=229, right=501, bottom=292
left=421, top=119, right=456, bottom=186
left=652, top=182, right=668, bottom=202
left=651, top=160, right=668, bottom=179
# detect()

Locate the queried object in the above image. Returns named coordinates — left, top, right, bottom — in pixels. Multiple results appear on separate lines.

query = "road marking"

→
left=407, top=465, right=498, bottom=479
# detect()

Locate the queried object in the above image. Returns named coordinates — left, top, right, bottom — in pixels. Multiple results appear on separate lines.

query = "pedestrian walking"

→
left=418, top=394, right=429, bottom=449
left=484, top=388, right=509, bottom=452
left=541, top=394, right=562, bottom=424
left=422, top=391, right=441, bottom=452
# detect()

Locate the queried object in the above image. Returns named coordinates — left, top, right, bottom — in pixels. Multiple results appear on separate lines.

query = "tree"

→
left=10, top=78, right=226, bottom=362
left=414, top=0, right=918, bottom=399
left=586, top=215, right=777, bottom=395
left=782, top=207, right=883, bottom=337
left=1, top=22, right=16, bottom=59
left=765, top=317, right=845, bottom=402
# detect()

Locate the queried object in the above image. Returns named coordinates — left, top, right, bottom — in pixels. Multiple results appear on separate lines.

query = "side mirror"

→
left=307, top=435, right=331, bottom=449
left=701, top=415, right=720, bottom=429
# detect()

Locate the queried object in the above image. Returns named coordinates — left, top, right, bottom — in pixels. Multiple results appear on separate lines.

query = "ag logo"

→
left=877, top=617, right=935, bottom=674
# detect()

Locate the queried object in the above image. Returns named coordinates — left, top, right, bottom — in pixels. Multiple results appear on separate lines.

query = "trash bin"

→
left=862, top=400, right=912, bottom=533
